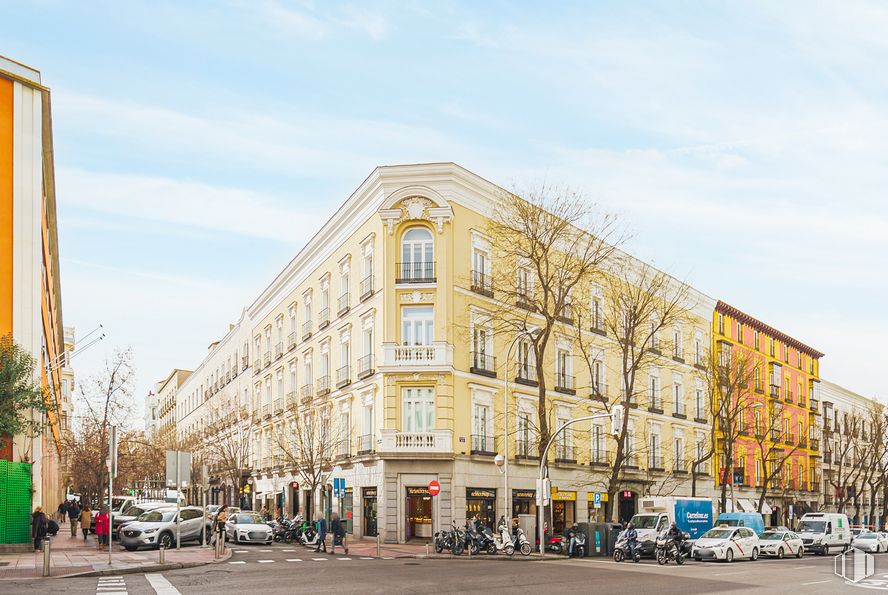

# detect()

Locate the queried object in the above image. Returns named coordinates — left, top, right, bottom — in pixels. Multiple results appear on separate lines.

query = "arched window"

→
left=399, top=227, right=434, bottom=282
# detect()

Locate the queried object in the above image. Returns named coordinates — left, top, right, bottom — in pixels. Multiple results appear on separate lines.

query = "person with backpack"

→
left=31, top=506, right=48, bottom=551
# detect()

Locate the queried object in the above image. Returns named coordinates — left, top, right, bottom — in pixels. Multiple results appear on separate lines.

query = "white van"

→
left=796, top=512, right=851, bottom=555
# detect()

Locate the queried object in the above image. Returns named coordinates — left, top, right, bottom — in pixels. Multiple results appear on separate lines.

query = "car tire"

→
left=695, top=557, right=702, bottom=562
left=751, top=548, right=759, bottom=561
left=124, top=545, right=138, bottom=552
left=796, top=547, right=803, bottom=558
left=725, top=548, right=734, bottom=563
left=777, top=547, right=784, bottom=559
left=158, top=532, right=174, bottom=550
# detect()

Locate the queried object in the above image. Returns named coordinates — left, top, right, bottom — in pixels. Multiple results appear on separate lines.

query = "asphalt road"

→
left=0, top=542, right=877, bottom=594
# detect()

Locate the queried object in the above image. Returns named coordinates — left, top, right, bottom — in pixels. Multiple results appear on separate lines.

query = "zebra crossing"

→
left=95, top=575, right=127, bottom=594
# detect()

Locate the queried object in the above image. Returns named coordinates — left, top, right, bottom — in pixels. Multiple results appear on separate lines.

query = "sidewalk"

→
left=339, top=537, right=430, bottom=558
left=0, top=531, right=228, bottom=579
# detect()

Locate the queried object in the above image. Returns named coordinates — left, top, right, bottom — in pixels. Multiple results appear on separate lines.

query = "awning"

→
left=760, top=501, right=773, bottom=515
left=737, top=499, right=756, bottom=513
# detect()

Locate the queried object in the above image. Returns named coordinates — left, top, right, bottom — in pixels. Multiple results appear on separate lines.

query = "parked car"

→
left=692, top=526, right=760, bottom=562
left=205, top=504, right=221, bottom=520
left=118, top=506, right=210, bottom=551
left=224, top=512, right=273, bottom=545
left=851, top=532, right=888, bottom=553
left=797, top=512, right=851, bottom=555
left=112, top=501, right=169, bottom=534
left=758, top=530, right=804, bottom=558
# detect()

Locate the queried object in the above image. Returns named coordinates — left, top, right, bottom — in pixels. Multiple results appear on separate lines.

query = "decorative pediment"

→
left=379, top=186, right=453, bottom=234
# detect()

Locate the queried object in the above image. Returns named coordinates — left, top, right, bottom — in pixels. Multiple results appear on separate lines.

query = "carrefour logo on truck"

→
left=675, top=499, right=713, bottom=540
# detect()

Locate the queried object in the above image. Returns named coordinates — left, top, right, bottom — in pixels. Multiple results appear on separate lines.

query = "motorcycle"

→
left=300, top=523, right=320, bottom=547
left=462, top=521, right=483, bottom=555
left=491, top=517, right=515, bottom=555
left=655, top=529, right=687, bottom=565
left=546, top=534, right=565, bottom=554
left=613, top=531, right=641, bottom=563
left=434, top=523, right=457, bottom=554
left=563, top=531, right=587, bottom=558
left=272, top=518, right=291, bottom=543
left=512, top=526, right=533, bottom=556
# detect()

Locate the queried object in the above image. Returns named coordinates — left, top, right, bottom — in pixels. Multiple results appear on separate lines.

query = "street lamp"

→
left=537, top=404, right=623, bottom=555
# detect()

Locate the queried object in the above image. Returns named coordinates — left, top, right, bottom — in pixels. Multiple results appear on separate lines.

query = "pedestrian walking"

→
left=68, top=500, right=81, bottom=538
left=94, top=507, right=110, bottom=552
left=57, top=500, right=68, bottom=524
left=330, top=512, right=347, bottom=554
left=31, top=506, right=48, bottom=551
left=314, top=511, right=327, bottom=553
left=80, top=504, right=92, bottom=543
left=215, top=505, right=228, bottom=543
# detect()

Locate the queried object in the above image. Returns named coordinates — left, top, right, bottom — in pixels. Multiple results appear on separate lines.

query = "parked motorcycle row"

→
left=434, top=516, right=534, bottom=557
left=269, top=514, right=321, bottom=547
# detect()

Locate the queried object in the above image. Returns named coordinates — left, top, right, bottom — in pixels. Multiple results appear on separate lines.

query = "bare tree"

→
left=201, top=406, right=255, bottom=507
left=600, top=259, right=692, bottom=522
left=752, top=401, right=800, bottom=515
left=274, top=403, right=339, bottom=520
left=826, top=409, right=871, bottom=518
left=485, top=185, right=621, bottom=458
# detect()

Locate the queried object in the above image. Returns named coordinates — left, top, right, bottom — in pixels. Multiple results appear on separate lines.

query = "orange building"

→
left=713, top=301, right=822, bottom=526
left=0, top=55, right=65, bottom=516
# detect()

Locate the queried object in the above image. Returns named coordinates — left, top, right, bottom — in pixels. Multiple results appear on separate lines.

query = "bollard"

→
left=426, top=542, right=430, bottom=557
left=159, top=545, right=165, bottom=564
left=376, top=534, right=380, bottom=558
left=42, top=538, right=51, bottom=577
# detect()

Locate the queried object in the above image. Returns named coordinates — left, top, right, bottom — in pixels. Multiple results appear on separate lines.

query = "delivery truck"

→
left=627, top=496, right=714, bottom=556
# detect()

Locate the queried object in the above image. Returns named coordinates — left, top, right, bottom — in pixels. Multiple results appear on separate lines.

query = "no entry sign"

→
left=428, top=480, right=441, bottom=496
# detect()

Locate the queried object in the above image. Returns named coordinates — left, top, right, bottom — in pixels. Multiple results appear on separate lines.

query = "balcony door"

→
left=403, top=387, right=435, bottom=434
left=402, top=306, right=434, bottom=346
left=401, top=227, right=434, bottom=280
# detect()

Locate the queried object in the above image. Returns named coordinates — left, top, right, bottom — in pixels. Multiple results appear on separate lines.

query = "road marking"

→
left=360, top=557, right=374, bottom=560
left=97, top=576, right=126, bottom=595
left=257, top=560, right=274, bottom=563
left=234, top=550, right=249, bottom=553
left=228, top=561, right=245, bottom=565
left=712, top=571, right=746, bottom=576
left=312, top=557, right=329, bottom=561
left=282, top=549, right=297, bottom=552
left=337, top=557, right=352, bottom=560
left=145, top=573, right=182, bottom=595
left=792, top=566, right=814, bottom=569
left=259, top=549, right=272, bottom=552
left=801, top=580, right=831, bottom=586
left=383, top=556, right=394, bottom=559
left=286, top=559, right=303, bottom=562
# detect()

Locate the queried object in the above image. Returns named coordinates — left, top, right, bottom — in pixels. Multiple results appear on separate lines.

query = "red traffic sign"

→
left=290, top=481, right=299, bottom=489
left=428, top=480, right=441, bottom=497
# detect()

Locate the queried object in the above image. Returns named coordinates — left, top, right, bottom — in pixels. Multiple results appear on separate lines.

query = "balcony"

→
left=288, top=332, right=297, bottom=351
left=471, top=433, right=497, bottom=455
left=590, top=449, right=609, bottom=467
left=515, top=291, right=536, bottom=312
left=263, top=353, right=271, bottom=368
left=262, top=403, right=271, bottom=418
left=823, top=451, right=832, bottom=464
left=336, top=438, right=351, bottom=460
left=555, top=373, right=576, bottom=395
left=470, top=270, right=493, bottom=297
left=396, top=261, right=436, bottom=284
left=810, top=399, right=820, bottom=412
left=336, top=365, right=351, bottom=388
left=515, top=362, right=538, bottom=387
left=338, top=293, right=350, bottom=317
left=380, top=342, right=453, bottom=372
left=810, top=437, right=820, bottom=451
left=242, top=355, right=249, bottom=371
left=274, top=398, right=283, bottom=414
left=770, top=429, right=781, bottom=441
left=648, top=455, right=664, bottom=471
left=555, top=443, right=576, bottom=464
left=377, top=429, right=451, bottom=453
left=470, top=351, right=497, bottom=377
left=357, top=354, right=375, bottom=379
left=316, top=375, right=330, bottom=396
left=785, top=390, right=793, bottom=404
left=556, top=304, right=574, bottom=325
left=516, top=438, right=539, bottom=460
left=591, top=381, right=607, bottom=402
left=769, top=384, right=780, bottom=399
left=225, top=371, right=231, bottom=384
left=673, top=458, right=687, bottom=473
left=356, top=433, right=375, bottom=454
left=798, top=438, right=807, bottom=448
left=286, top=391, right=296, bottom=408
left=300, top=383, right=314, bottom=400
left=318, top=307, right=330, bottom=329
left=360, top=274, right=374, bottom=301
left=275, top=342, right=283, bottom=359
left=302, top=320, right=313, bottom=341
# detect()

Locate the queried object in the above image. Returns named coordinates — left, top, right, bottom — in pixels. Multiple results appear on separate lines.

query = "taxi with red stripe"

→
left=692, top=526, right=760, bottom=562
left=758, top=530, right=804, bottom=558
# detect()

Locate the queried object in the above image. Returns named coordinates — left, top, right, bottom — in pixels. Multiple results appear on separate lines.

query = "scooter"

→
left=547, top=534, right=565, bottom=554
left=491, top=517, right=515, bottom=555
left=300, top=524, right=320, bottom=547
left=613, top=531, right=641, bottom=563
left=513, top=527, right=533, bottom=556
left=564, top=531, right=587, bottom=558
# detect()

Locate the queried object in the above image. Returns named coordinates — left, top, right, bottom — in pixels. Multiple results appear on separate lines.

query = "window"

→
left=276, top=370, right=284, bottom=399
left=265, top=327, right=272, bottom=353
left=650, top=315, right=660, bottom=350
left=471, top=234, right=492, bottom=294
left=472, top=394, right=493, bottom=452
left=402, top=388, right=434, bottom=433
left=591, top=423, right=605, bottom=463
left=362, top=399, right=374, bottom=444
left=694, top=381, right=705, bottom=419
left=361, top=316, right=374, bottom=371
left=672, top=373, right=685, bottom=415
left=289, top=363, right=297, bottom=396
left=591, top=356, right=605, bottom=395
left=754, top=329, right=760, bottom=351
left=401, top=306, right=434, bottom=345
left=339, top=262, right=350, bottom=311
left=736, top=322, right=743, bottom=343
left=517, top=410, right=533, bottom=455
left=784, top=418, right=791, bottom=442
left=516, top=267, right=532, bottom=303
left=674, top=434, right=684, bottom=471
left=694, top=330, right=704, bottom=365
left=673, top=325, right=683, bottom=359
left=556, top=348, right=572, bottom=389
left=754, top=366, right=762, bottom=391
left=625, top=421, right=636, bottom=465
left=339, top=331, right=351, bottom=378
left=695, top=435, right=707, bottom=471
left=649, top=368, right=661, bottom=409
left=400, top=227, right=434, bottom=281
left=769, top=338, right=775, bottom=357
left=755, top=459, right=762, bottom=486
left=264, top=378, right=272, bottom=407
left=649, top=428, right=662, bottom=469
left=471, top=311, right=493, bottom=370
left=289, top=305, right=297, bottom=335
left=718, top=313, right=724, bottom=335
left=339, top=409, right=350, bottom=454
left=798, top=420, right=804, bottom=444
left=517, top=338, right=534, bottom=380
left=591, top=287, right=604, bottom=331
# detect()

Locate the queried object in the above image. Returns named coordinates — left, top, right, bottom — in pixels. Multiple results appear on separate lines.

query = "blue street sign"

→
left=593, top=492, right=601, bottom=506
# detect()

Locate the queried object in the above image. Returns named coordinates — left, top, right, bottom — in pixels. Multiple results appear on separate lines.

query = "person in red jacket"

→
left=94, top=507, right=110, bottom=552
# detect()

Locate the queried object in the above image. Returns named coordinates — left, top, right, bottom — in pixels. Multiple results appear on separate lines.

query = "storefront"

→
left=512, top=489, right=537, bottom=520
left=618, top=490, right=636, bottom=525
left=363, top=487, right=378, bottom=537
left=551, top=489, right=576, bottom=534
left=342, top=487, right=354, bottom=534
left=405, top=486, right=434, bottom=541
left=466, top=488, right=496, bottom=529
left=587, top=492, right=607, bottom=523
left=288, top=481, right=300, bottom=517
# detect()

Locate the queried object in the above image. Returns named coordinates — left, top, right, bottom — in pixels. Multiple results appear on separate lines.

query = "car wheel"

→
left=776, top=547, right=784, bottom=559
left=725, top=548, right=734, bottom=563
left=796, top=546, right=803, bottom=558
left=751, top=548, right=759, bottom=561
left=695, top=556, right=702, bottom=562
left=124, top=545, right=138, bottom=552
left=158, top=532, right=174, bottom=550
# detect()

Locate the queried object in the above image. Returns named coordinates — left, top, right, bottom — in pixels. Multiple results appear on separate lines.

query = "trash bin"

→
left=607, top=523, right=623, bottom=556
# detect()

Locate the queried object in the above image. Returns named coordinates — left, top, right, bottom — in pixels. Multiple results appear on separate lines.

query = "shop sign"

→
left=363, top=487, right=378, bottom=498
left=587, top=492, right=608, bottom=502
left=552, top=490, right=577, bottom=501
left=513, top=489, right=536, bottom=499
left=428, top=480, right=441, bottom=496
left=407, top=486, right=431, bottom=496
left=467, top=488, right=496, bottom=499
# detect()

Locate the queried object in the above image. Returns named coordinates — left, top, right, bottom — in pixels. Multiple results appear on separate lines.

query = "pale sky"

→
left=2, top=1, right=885, bottom=415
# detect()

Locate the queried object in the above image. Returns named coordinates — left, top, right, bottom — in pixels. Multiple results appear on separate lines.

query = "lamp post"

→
left=537, top=405, right=623, bottom=556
